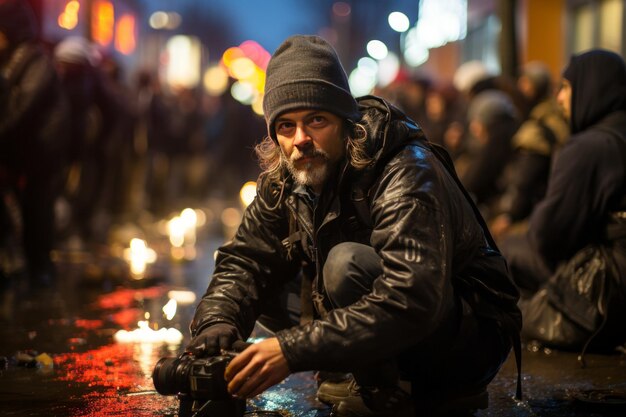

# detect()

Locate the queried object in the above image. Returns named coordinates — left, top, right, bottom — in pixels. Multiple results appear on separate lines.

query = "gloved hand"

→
left=186, top=323, right=241, bottom=356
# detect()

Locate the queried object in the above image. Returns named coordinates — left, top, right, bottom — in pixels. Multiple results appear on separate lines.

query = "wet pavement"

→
left=1, top=208, right=625, bottom=416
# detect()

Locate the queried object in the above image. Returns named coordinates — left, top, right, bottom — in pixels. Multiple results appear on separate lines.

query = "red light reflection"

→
left=96, top=287, right=167, bottom=310
left=55, top=343, right=178, bottom=416
left=110, top=308, right=142, bottom=328
left=75, top=319, right=105, bottom=330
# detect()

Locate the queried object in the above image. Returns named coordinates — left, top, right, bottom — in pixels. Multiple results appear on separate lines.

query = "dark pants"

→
left=260, top=242, right=511, bottom=396
left=324, top=243, right=510, bottom=394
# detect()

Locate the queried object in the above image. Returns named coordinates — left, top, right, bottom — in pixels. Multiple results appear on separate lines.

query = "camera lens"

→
left=152, top=356, right=192, bottom=395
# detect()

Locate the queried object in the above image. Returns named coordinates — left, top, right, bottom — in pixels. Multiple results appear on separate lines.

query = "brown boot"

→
left=317, top=374, right=354, bottom=405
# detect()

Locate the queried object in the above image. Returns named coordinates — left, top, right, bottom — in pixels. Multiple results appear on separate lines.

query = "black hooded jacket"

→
left=0, top=0, right=69, bottom=172
left=528, top=50, right=626, bottom=270
left=191, top=97, right=521, bottom=373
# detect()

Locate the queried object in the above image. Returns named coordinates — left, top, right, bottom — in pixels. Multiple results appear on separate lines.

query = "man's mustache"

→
left=290, top=148, right=329, bottom=163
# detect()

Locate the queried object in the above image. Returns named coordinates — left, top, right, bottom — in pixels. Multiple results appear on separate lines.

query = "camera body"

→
left=153, top=351, right=246, bottom=417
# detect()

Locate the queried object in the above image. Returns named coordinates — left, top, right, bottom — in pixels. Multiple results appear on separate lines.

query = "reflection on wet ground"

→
left=0, top=216, right=625, bottom=416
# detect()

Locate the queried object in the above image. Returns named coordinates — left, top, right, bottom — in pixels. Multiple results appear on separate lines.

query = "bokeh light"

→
left=203, top=65, right=229, bottom=96
left=377, top=52, right=401, bottom=87
left=349, top=67, right=377, bottom=97
left=231, top=81, right=256, bottom=105
left=149, top=11, right=168, bottom=29
left=240, top=181, right=257, bottom=207
left=366, top=40, right=388, bottom=60
left=388, top=11, right=410, bottom=32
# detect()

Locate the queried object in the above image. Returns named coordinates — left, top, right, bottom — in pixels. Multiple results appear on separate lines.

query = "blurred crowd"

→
left=376, top=57, right=569, bottom=240
left=379, top=50, right=626, bottom=354
left=2, top=3, right=626, bottom=358
left=0, top=0, right=572, bottom=290
left=0, top=1, right=264, bottom=289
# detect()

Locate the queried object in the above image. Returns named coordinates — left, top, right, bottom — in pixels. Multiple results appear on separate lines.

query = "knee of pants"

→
left=323, top=242, right=380, bottom=307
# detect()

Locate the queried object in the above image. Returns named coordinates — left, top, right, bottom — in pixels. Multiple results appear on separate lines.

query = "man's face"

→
left=556, top=78, right=572, bottom=121
left=275, top=109, right=345, bottom=193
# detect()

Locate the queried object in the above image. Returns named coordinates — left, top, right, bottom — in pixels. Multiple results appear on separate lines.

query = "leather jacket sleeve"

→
left=276, top=143, right=490, bottom=372
left=190, top=176, right=301, bottom=339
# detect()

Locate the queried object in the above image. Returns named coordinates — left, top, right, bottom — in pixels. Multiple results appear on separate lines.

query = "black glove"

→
left=186, top=323, right=241, bottom=356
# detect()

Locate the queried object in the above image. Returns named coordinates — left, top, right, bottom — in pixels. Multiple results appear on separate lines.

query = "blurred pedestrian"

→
left=451, top=61, right=523, bottom=180
left=490, top=61, right=569, bottom=241
left=393, top=72, right=431, bottom=126
left=187, top=35, right=521, bottom=416
left=167, top=87, right=204, bottom=209
left=503, top=49, right=626, bottom=352
left=459, top=90, right=519, bottom=218
left=420, top=83, right=465, bottom=155
left=98, top=56, right=137, bottom=228
left=0, top=0, right=70, bottom=288
left=201, top=85, right=265, bottom=202
left=133, top=70, right=171, bottom=217
left=54, top=36, right=116, bottom=245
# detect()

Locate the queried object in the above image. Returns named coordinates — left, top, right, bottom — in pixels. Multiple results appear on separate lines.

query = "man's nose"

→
left=293, top=125, right=311, bottom=148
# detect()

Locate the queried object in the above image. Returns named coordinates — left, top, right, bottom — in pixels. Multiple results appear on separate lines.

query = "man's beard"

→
left=282, top=147, right=332, bottom=190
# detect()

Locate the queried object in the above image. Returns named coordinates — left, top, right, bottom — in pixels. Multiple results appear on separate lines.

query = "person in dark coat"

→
left=459, top=90, right=519, bottom=218
left=0, top=0, right=69, bottom=287
left=490, top=62, right=570, bottom=241
left=503, top=49, right=626, bottom=351
left=54, top=36, right=119, bottom=244
left=187, top=35, right=521, bottom=416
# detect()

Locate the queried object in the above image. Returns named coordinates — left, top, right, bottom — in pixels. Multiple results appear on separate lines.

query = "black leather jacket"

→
left=191, top=96, right=521, bottom=373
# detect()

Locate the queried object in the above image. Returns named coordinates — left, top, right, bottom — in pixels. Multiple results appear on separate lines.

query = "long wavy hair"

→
left=254, top=120, right=373, bottom=182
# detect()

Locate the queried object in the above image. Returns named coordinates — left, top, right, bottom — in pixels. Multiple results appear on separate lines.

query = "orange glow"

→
left=58, top=0, right=80, bottom=30
left=92, top=0, right=114, bottom=47
left=115, top=14, right=136, bottom=55
left=221, top=46, right=245, bottom=67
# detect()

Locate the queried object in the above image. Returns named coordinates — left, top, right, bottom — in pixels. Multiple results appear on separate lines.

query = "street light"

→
left=388, top=11, right=410, bottom=33
left=366, top=40, right=388, bottom=60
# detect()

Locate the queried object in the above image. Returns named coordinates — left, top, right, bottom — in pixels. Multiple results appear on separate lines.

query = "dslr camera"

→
left=152, top=345, right=246, bottom=417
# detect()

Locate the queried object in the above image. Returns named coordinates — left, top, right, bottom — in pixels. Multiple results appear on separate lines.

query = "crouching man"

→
left=187, top=35, right=521, bottom=416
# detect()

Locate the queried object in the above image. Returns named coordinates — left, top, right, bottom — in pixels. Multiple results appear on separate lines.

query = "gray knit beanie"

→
left=263, top=35, right=361, bottom=141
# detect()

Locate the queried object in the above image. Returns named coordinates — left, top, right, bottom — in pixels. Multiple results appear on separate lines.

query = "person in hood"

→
left=187, top=35, right=521, bottom=416
left=502, top=49, right=626, bottom=350
left=0, top=0, right=69, bottom=288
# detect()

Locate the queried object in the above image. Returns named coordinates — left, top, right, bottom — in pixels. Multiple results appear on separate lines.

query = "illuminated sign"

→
left=115, top=14, right=136, bottom=54
left=92, top=0, right=114, bottom=47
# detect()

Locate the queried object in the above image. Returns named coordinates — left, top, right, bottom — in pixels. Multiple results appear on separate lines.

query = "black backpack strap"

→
left=428, top=142, right=500, bottom=250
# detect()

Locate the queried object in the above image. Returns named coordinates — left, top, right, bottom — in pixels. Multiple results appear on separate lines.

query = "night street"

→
left=2, top=0, right=626, bottom=416
left=1, top=204, right=625, bottom=416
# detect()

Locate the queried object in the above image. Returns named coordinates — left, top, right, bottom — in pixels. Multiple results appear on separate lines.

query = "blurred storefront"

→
left=566, top=0, right=625, bottom=55
left=423, top=0, right=624, bottom=82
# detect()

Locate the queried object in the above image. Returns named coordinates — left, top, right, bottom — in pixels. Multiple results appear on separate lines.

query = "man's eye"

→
left=310, top=116, right=326, bottom=126
left=276, top=122, right=293, bottom=132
